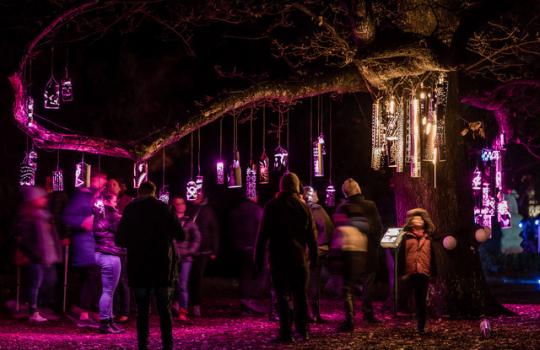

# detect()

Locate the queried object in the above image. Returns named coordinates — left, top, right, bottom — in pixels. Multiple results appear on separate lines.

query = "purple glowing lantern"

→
left=313, top=134, right=325, bottom=177
left=75, top=162, right=91, bottom=188
left=44, top=76, right=60, bottom=110
left=497, top=200, right=512, bottom=229
left=246, top=163, right=257, bottom=201
left=228, top=151, right=242, bottom=188
left=159, top=185, right=170, bottom=204
left=216, top=161, right=225, bottom=185
left=273, top=146, right=288, bottom=172
left=133, top=161, right=148, bottom=189
left=52, top=169, right=64, bottom=192
left=186, top=180, right=198, bottom=201
left=472, top=167, right=482, bottom=191
left=325, top=184, right=335, bottom=207
left=19, top=150, right=38, bottom=187
left=61, top=67, right=73, bottom=102
left=258, top=152, right=269, bottom=184
left=26, top=96, right=34, bottom=126
left=196, top=175, right=204, bottom=199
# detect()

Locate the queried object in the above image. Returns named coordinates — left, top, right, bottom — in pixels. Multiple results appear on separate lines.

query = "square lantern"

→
left=19, top=150, right=38, bottom=187
left=497, top=200, right=511, bottom=229
left=228, top=151, right=242, bottom=188
left=196, top=175, right=204, bottom=199
left=133, top=161, right=148, bottom=189
left=75, top=162, right=91, bottom=188
left=246, top=164, right=257, bottom=201
left=216, top=161, right=225, bottom=185
left=186, top=180, right=198, bottom=201
left=26, top=96, right=34, bottom=126
left=61, top=77, right=73, bottom=102
left=52, top=169, right=64, bottom=192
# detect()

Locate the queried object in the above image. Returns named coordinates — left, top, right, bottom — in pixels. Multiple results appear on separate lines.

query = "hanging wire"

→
left=277, top=110, right=282, bottom=147
left=190, top=132, right=194, bottom=179
left=309, top=97, right=313, bottom=184
left=249, top=106, right=253, bottom=162
left=233, top=113, right=238, bottom=152
left=317, top=95, right=321, bottom=135
left=50, top=47, right=55, bottom=76
left=197, top=128, right=201, bottom=175
left=262, top=106, right=266, bottom=153
left=219, top=117, right=223, bottom=159
left=162, top=147, right=166, bottom=186
left=56, top=149, right=60, bottom=171
left=329, top=97, right=333, bottom=184
left=286, top=110, right=290, bottom=150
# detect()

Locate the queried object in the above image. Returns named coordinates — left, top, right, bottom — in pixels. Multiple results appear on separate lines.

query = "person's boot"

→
left=338, top=295, right=355, bottom=332
left=99, top=319, right=121, bottom=334
left=109, top=319, right=125, bottom=333
left=312, top=299, right=326, bottom=324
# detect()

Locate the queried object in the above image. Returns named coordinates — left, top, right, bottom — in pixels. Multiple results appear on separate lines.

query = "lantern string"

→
left=197, top=128, right=201, bottom=175
left=190, top=132, right=194, bottom=179
left=277, top=110, right=282, bottom=147
left=219, top=117, right=223, bottom=159
left=28, top=58, right=32, bottom=94
left=329, top=97, right=333, bottom=184
left=50, top=47, right=54, bottom=77
left=162, top=147, right=165, bottom=187
left=98, top=154, right=102, bottom=190
left=262, top=106, right=266, bottom=153
left=286, top=110, right=289, bottom=151
left=249, top=106, right=253, bottom=163
left=309, top=97, right=313, bottom=185
left=56, top=149, right=60, bottom=171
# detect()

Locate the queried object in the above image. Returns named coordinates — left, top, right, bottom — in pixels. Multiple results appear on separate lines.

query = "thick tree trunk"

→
left=392, top=72, right=509, bottom=317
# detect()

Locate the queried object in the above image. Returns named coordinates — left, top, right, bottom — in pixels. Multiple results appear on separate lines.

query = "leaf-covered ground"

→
left=0, top=299, right=538, bottom=350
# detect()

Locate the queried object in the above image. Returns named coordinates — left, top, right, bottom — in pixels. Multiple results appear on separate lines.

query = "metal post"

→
left=16, top=265, right=21, bottom=313
left=62, top=245, right=69, bottom=314
left=394, top=247, right=398, bottom=315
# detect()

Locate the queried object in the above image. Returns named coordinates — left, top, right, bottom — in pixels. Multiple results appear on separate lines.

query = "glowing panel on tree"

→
left=258, top=152, right=269, bottom=184
left=133, top=161, right=148, bottom=189
left=497, top=200, right=511, bottom=229
left=52, top=170, right=64, bottom=192
left=44, top=76, right=60, bottom=110
left=19, top=150, right=38, bottom=187
left=228, top=151, right=242, bottom=188
left=159, top=186, right=170, bottom=204
left=273, top=146, right=288, bottom=172
left=186, top=180, right=198, bottom=201
left=216, top=161, right=225, bottom=185
left=472, top=167, right=482, bottom=191
left=325, top=184, right=335, bottom=207
left=246, top=164, right=257, bottom=201
left=313, top=134, right=325, bottom=177
left=75, top=162, right=91, bottom=188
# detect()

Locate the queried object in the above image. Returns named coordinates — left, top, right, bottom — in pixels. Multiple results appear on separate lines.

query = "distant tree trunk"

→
left=392, top=72, right=510, bottom=318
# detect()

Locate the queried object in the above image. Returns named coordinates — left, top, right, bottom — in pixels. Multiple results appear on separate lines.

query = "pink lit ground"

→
left=0, top=300, right=539, bottom=349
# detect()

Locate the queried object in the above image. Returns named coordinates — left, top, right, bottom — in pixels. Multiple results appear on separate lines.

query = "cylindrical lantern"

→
left=52, top=169, right=64, bottom=192
left=325, top=184, right=335, bottom=207
left=273, top=146, right=288, bottom=173
left=196, top=175, right=204, bottom=199
left=75, top=162, right=91, bottom=188
left=371, top=99, right=383, bottom=170
left=61, top=67, right=73, bottom=102
left=133, top=161, right=149, bottom=189
left=228, top=151, right=242, bottom=188
left=26, top=96, right=34, bottom=126
left=246, top=163, right=257, bottom=201
left=443, top=235, right=457, bottom=250
left=409, top=97, right=421, bottom=177
left=186, top=180, right=198, bottom=201
left=497, top=200, right=511, bottom=228
left=313, top=134, right=325, bottom=177
left=19, top=150, right=38, bottom=187
left=258, top=152, right=269, bottom=184
left=216, top=161, right=225, bottom=185
left=159, top=185, right=170, bottom=204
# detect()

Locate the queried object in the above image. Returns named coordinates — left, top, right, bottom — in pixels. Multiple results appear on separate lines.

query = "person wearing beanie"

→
left=255, top=172, right=318, bottom=343
left=333, top=178, right=383, bottom=332
left=17, top=186, right=62, bottom=322
left=302, top=186, right=334, bottom=323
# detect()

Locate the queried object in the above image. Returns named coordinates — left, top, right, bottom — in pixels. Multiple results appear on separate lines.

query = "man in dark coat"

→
left=116, top=181, right=184, bottom=350
left=334, top=178, right=383, bottom=327
left=255, top=172, right=318, bottom=343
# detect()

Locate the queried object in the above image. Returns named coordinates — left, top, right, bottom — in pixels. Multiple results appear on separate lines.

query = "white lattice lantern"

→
left=273, top=146, right=288, bottom=172
left=44, top=76, right=60, bottom=110
left=19, top=150, right=38, bottom=187
left=228, top=151, right=242, bottom=188
left=52, top=170, right=64, bottom=192
left=75, top=162, right=91, bottom=188
left=159, top=186, right=170, bottom=204
left=246, top=164, right=257, bottom=201
left=186, top=180, right=198, bottom=201
left=216, top=161, right=225, bottom=185
left=133, top=161, right=148, bottom=189
left=313, top=134, right=325, bottom=177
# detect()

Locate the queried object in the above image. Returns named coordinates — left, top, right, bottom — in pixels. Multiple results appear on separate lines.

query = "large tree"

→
left=5, top=0, right=540, bottom=316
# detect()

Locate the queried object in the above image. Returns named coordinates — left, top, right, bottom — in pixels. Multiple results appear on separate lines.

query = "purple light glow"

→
left=313, top=134, right=324, bottom=177
left=258, top=152, right=269, bottom=184
left=246, top=164, right=257, bottom=201
left=216, top=161, right=225, bottom=185
left=186, top=180, right=198, bottom=201
left=52, top=169, right=64, bottom=192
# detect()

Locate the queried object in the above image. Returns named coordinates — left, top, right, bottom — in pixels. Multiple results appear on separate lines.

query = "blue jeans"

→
left=95, top=252, right=121, bottom=320
left=133, top=287, right=174, bottom=350
left=28, top=264, right=57, bottom=314
left=176, top=260, right=192, bottom=309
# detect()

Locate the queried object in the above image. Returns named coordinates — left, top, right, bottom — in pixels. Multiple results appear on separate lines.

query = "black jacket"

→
left=188, top=201, right=219, bottom=256
left=93, top=204, right=125, bottom=256
left=116, top=196, right=184, bottom=288
left=255, top=192, right=318, bottom=271
left=334, top=194, right=383, bottom=273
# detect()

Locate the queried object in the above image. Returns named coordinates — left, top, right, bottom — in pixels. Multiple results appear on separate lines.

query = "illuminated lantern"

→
left=409, top=97, right=421, bottom=177
left=313, top=134, right=325, bottom=177
left=159, top=186, right=170, bottom=204
left=75, top=162, right=91, bottom=188
left=186, top=180, right=198, bottom=201
left=94, top=198, right=105, bottom=216
left=497, top=200, right=511, bottom=228
left=475, top=227, right=491, bottom=243
left=52, top=169, right=64, bottom=192
left=44, top=76, right=60, bottom=109
left=133, top=161, right=148, bottom=189
left=472, top=167, right=482, bottom=191
left=443, top=236, right=457, bottom=250
left=19, top=150, right=38, bottom=187
left=273, top=146, right=288, bottom=172
left=258, top=152, right=269, bottom=184
left=246, top=163, right=257, bottom=201
left=371, top=99, right=383, bottom=170
left=303, top=186, right=315, bottom=204
left=61, top=67, right=73, bottom=102
left=325, top=184, right=335, bottom=207
left=196, top=175, right=204, bottom=199
left=228, top=151, right=242, bottom=188
left=26, top=96, right=34, bottom=126
left=216, top=161, right=225, bottom=185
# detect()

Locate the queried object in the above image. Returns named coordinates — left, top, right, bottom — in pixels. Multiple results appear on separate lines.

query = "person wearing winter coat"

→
left=17, top=186, right=62, bottom=322
left=398, top=208, right=437, bottom=335
left=92, top=190, right=126, bottom=334
left=302, top=186, right=334, bottom=323
left=255, top=172, right=318, bottom=343
left=171, top=196, right=201, bottom=322
left=333, top=178, right=383, bottom=332
left=116, top=181, right=184, bottom=350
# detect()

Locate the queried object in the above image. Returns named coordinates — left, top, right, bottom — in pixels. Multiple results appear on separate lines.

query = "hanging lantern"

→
left=133, top=161, right=148, bottom=189
left=44, top=76, right=60, bottom=109
left=371, top=99, right=383, bottom=170
left=325, top=184, right=336, bottom=207
left=434, top=73, right=448, bottom=161
left=422, top=92, right=436, bottom=162
left=196, top=175, right=204, bottom=199
left=186, top=180, right=198, bottom=201
left=159, top=185, right=170, bottom=204
left=409, top=96, right=421, bottom=177
left=75, top=162, right=91, bottom=188
left=497, top=200, right=511, bottom=228
left=258, top=152, right=269, bottom=184
left=52, top=169, right=64, bottom=192
left=304, top=186, right=315, bottom=204
left=495, top=156, right=503, bottom=191
left=94, top=198, right=105, bottom=216
left=216, top=161, right=225, bottom=185
left=228, top=151, right=242, bottom=188
left=19, top=150, right=38, bottom=187
left=246, top=163, right=257, bottom=201
left=313, top=134, right=325, bottom=177
left=472, top=167, right=482, bottom=191
left=61, top=67, right=73, bottom=102
left=26, top=96, right=34, bottom=127
left=273, top=146, right=288, bottom=173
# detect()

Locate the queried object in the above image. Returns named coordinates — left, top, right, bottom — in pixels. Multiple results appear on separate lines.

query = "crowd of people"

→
left=14, top=170, right=437, bottom=349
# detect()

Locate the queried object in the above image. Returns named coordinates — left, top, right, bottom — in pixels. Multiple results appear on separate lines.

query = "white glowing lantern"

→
left=61, top=67, right=73, bottom=102
left=325, top=184, right=335, bottom=207
left=75, top=162, right=91, bottom=188
left=94, top=198, right=105, bottom=216
left=44, top=76, right=60, bottom=110
left=497, top=200, right=511, bottom=228
left=186, top=180, right=198, bottom=201
left=228, top=151, right=242, bottom=188
left=216, top=161, right=225, bottom=185
left=273, top=146, right=288, bottom=172
left=304, top=186, right=315, bottom=204
left=258, top=152, right=269, bottom=184
left=443, top=236, right=457, bottom=250
left=371, top=99, right=383, bottom=170
left=159, top=185, right=170, bottom=204
left=196, top=175, right=204, bottom=199
left=19, top=150, right=38, bottom=187
left=26, top=96, right=34, bottom=126
left=472, top=167, right=482, bottom=191
left=313, top=134, right=325, bottom=177
left=409, top=97, right=421, bottom=177
left=246, top=164, right=257, bottom=201
left=52, top=169, right=64, bottom=192
left=133, top=161, right=148, bottom=189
